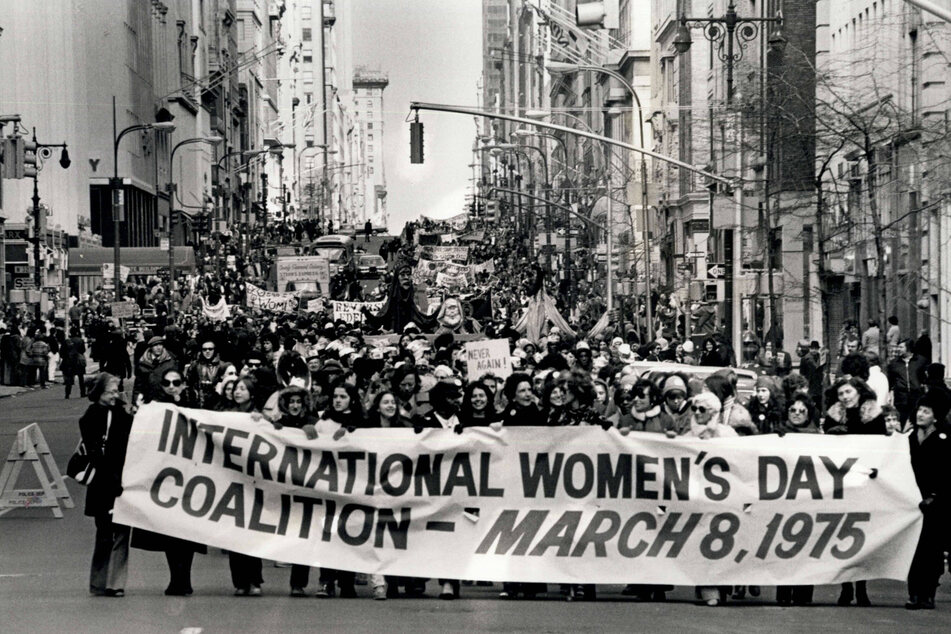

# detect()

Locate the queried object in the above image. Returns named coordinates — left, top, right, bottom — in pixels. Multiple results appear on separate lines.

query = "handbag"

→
left=66, top=441, right=96, bottom=485
left=68, top=411, right=111, bottom=486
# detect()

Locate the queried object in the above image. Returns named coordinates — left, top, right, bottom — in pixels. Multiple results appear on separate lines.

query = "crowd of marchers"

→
left=12, top=213, right=940, bottom=610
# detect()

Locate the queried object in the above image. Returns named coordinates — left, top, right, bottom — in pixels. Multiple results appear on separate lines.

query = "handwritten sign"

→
left=110, top=301, right=137, bottom=319
left=245, top=283, right=297, bottom=312
left=465, top=338, right=512, bottom=379
left=331, top=300, right=386, bottom=324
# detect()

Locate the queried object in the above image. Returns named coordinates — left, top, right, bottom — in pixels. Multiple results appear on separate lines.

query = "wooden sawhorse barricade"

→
left=0, top=423, right=74, bottom=518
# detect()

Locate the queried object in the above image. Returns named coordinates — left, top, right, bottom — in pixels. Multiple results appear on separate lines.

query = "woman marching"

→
left=80, top=373, right=133, bottom=597
left=129, top=368, right=207, bottom=596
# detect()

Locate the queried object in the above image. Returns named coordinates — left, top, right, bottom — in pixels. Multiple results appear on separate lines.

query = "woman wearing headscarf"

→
left=500, top=372, right=544, bottom=427
left=80, top=373, right=132, bottom=597
left=825, top=375, right=886, bottom=606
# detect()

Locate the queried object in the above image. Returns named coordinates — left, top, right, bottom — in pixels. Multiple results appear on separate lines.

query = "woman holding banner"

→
left=314, top=380, right=366, bottom=598
left=130, top=368, right=207, bottom=596
left=825, top=375, right=886, bottom=606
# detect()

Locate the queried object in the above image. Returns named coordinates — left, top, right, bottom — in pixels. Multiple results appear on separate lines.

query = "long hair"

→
left=461, top=381, right=498, bottom=420
left=324, top=378, right=366, bottom=425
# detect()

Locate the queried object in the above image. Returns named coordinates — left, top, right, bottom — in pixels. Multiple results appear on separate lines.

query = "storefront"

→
left=69, top=247, right=196, bottom=296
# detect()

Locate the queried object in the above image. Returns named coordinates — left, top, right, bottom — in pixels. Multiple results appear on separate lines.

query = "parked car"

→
left=357, top=254, right=386, bottom=278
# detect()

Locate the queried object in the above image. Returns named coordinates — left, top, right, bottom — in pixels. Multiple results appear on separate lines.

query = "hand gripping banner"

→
left=113, top=404, right=922, bottom=585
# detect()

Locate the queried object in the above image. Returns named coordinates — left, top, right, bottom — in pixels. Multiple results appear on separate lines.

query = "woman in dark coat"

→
left=500, top=372, right=544, bottom=427
left=61, top=327, right=87, bottom=399
left=825, top=375, right=886, bottom=606
left=458, top=382, right=501, bottom=429
left=130, top=368, right=206, bottom=596
left=81, top=373, right=132, bottom=597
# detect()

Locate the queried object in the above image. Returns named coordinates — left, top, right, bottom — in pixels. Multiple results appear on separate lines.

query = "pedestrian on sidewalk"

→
left=80, top=373, right=132, bottom=597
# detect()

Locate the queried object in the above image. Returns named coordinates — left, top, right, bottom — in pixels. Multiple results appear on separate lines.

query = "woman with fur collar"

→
left=824, top=375, right=887, bottom=436
left=616, top=379, right=675, bottom=434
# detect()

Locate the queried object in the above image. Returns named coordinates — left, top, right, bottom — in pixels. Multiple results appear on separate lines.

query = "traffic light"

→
left=21, top=138, right=37, bottom=178
left=0, top=137, right=13, bottom=179
left=410, top=120, right=424, bottom=164
left=575, top=1, right=619, bottom=29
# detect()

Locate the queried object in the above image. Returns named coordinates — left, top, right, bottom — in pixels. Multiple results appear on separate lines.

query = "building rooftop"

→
left=353, top=65, right=389, bottom=88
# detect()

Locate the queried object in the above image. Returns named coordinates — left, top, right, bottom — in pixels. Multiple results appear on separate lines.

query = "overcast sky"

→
left=352, top=0, right=482, bottom=230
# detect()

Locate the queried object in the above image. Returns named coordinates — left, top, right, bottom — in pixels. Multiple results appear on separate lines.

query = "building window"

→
left=369, top=167, right=374, bottom=174
left=305, top=92, right=312, bottom=104
left=368, top=134, right=373, bottom=141
left=302, top=28, right=312, bottom=41
left=367, top=122, right=373, bottom=129
left=303, top=55, right=312, bottom=64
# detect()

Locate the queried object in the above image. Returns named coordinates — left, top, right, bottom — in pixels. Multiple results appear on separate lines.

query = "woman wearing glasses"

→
left=130, top=368, right=205, bottom=596
left=775, top=393, right=820, bottom=606
left=616, top=378, right=674, bottom=435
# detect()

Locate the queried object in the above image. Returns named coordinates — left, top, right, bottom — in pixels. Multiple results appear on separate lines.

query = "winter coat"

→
left=134, top=349, right=178, bottom=402
left=618, top=406, right=675, bottom=434
left=824, top=399, right=887, bottom=435
left=501, top=402, right=544, bottom=426
left=60, top=336, right=87, bottom=374
left=27, top=339, right=51, bottom=367
left=910, top=426, right=951, bottom=530
left=276, top=386, right=319, bottom=429
left=747, top=397, right=785, bottom=434
left=185, top=355, right=226, bottom=409
left=79, top=402, right=132, bottom=517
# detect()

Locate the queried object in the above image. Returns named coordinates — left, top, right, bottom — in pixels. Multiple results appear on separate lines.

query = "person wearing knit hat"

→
left=748, top=375, right=784, bottom=434
left=660, top=374, right=692, bottom=435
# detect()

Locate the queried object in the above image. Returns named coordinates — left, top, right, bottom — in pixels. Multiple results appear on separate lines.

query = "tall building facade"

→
left=817, top=0, right=951, bottom=362
left=352, top=67, right=388, bottom=229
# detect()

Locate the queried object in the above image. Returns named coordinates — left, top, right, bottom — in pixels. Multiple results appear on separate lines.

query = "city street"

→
left=1, top=386, right=949, bottom=633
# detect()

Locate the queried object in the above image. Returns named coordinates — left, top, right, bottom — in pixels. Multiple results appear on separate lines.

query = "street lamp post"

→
left=112, top=104, right=175, bottom=300
left=673, top=1, right=785, bottom=361
left=167, top=136, right=222, bottom=298
left=547, top=62, right=654, bottom=332
left=512, top=139, right=551, bottom=270
left=26, top=129, right=70, bottom=311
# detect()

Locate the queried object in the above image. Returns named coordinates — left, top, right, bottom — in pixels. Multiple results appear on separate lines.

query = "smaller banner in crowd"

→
left=305, top=298, right=327, bottom=314
left=275, top=256, right=331, bottom=292
left=201, top=297, right=231, bottom=322
left=464, top=338, right=513, bottom=379
left=114, top=404, right=923, bottom=585
left=331, top=300, right=386, bottom=325
left=436, top=272, right=469, bottom=288
left=110, top=301, right=137, bottom=319
left=245, top=283, right=298, bottom=313
left=418, top=246, right=470, bottom=263
left=469, top=260, right=495, bottom=276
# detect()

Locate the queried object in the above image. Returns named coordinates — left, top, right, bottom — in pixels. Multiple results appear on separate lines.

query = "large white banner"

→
left=114, top=403, right=923, bottom=585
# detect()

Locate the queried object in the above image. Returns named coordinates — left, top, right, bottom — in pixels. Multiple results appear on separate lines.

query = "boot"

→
left=855, top=581, right=871, bottom=607
left=837, top=582, right=854, bottom=606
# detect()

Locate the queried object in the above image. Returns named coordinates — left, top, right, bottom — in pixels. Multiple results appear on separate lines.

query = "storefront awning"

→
left=69, top=247, right=196, bottom=276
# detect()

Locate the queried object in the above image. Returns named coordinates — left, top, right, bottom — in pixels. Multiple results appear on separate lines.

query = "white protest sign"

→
left=331, top=300, right=386, bottom=324
left=275, top=256, right=331, bottom=292
left=114, top=404, right=923, bottom=585
left=465, top=338, right=512, bottom=379
left=110, top=301, right=137, bottom=319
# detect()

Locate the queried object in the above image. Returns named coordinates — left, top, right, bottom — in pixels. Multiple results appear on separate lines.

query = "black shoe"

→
left=906, top=596, right=920, bottom=610
left=104, top=588, right=124, bottom=597
left=339, top=585, right=357, bottom=598
left=855, top=591, right=871, bottom=607
left=919, top=597, right=936, bottom=610
left=166, top=586, right=193, bottom=596
left=837, top=588, right=853, bottom=606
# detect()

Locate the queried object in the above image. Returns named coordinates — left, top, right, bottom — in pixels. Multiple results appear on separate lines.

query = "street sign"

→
left=707, top=264, right=726, bottom=279
left=13, top=278, right=35, bottom=289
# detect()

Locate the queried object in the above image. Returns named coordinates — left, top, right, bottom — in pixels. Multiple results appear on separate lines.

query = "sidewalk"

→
left=0, top=361, right=101, bottom=399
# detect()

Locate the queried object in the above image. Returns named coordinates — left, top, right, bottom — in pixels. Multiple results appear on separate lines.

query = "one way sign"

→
left=707, top=264, right=726, bottom=279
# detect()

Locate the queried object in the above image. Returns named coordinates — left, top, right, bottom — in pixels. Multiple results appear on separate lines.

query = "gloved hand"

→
left=414, top=425, right=424, bottom=434
left=333, top=427, right=347, bottom=441
left=271, top=421, right=284, bottom=430
left=453, top=425, right=465, bottom=435
left=919, top=496, right=935, bottom=512
left=302, top=424, right=318, bottom=440
left=618, top=426, right=631, bottom=436
left=664, top=430, right=678, bottom=439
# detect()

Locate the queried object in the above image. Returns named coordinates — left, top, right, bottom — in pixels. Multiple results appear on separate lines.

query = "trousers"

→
left=89, top=513, right=130, bottom=592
